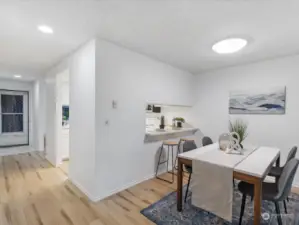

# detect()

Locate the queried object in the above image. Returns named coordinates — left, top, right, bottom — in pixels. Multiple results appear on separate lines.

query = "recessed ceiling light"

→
left=212, top=38, right=247, bottom=54
left=38, top=25, right=54, bottom=34
left=14, top=74, right=22, bottom=78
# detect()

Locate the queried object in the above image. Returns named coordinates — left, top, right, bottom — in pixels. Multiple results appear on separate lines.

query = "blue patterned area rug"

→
left=141, top=186, right=299, bottom=225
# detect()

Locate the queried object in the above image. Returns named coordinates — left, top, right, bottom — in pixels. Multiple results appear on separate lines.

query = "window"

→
left=1, top=94, right=24, bottom=133
left=0, top=90, right=28, bottom=147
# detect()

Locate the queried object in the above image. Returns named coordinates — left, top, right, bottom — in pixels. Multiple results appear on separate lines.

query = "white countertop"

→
left=144, top=127, right=199, bottom=142
left=146, top=127, right=198, bottom=136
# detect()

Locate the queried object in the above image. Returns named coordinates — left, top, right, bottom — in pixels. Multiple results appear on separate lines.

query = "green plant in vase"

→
left=229, top=119, right=248, bottom=149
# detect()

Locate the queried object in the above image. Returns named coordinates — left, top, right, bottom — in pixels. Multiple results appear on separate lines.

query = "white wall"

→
left=43, top=38, right=195, bottom=201
left=0, top=79, right=34, bottom=147
left=42, top=37, right=299, bottom=201
left=193, top=55, right=299, bottom=186
left=45, top=78, right=58, bottom=165
left=69, top=40, right=97, bottom=198
left=60, top=80, right=70, bottom=160
left=94, top=39, right=195, bottom=200
left=33, top=79, right=45, bottom=151
left=146, top=105, right=193, bottom=128
left=61, top=82, right=69, bottom=106
left=43, top=41, right=97, bottom=199
left=56, top=70, right=70, bottom=161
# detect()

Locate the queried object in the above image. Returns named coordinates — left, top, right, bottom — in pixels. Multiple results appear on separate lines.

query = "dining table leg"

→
left=254, top=178, right=262, bottom=225
left=177, top=158, right=183, bottom=211
left=275, top=155, right=281, bottom=183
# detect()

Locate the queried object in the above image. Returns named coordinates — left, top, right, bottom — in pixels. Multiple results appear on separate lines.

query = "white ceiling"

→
left=1, top=0, right=299, bottom=78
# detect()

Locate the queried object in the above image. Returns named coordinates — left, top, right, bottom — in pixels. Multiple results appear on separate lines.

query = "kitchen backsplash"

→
left=145, top=104, right=190, bottom=128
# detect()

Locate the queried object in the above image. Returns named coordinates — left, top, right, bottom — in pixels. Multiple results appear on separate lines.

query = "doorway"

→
left=56, top=70, right=70, bottom=174
left=0, top=90, right=29, bottom=147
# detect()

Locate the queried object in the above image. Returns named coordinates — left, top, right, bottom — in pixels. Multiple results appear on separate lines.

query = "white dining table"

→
left=177, top=143, right=280, bottom=225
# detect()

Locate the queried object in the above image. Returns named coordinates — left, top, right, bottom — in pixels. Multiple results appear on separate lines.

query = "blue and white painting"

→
left=229, top=86, right=286, bottom=114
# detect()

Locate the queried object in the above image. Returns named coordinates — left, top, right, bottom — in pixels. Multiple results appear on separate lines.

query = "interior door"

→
left=0, top=90, right=29, bottom=147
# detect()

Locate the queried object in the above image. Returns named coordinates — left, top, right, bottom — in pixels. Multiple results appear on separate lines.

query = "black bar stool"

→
left=155, top=140, right=179, bottom=183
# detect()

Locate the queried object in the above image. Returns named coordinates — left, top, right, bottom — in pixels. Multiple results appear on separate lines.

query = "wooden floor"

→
left=2, top=152, right=299, bottom=225
left=0, top=152, right=190, bottom=225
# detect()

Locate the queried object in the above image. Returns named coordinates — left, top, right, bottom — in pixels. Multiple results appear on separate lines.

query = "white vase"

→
left=218, top=132, right=242, bottom=154
left=218, top=133, right=231, bottom=151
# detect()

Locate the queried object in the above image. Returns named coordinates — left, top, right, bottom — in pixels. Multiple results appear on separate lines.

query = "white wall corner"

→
left=69, top=177, right=98, bottom=202
left=45, top=153, right=59, bottom=167
left=33, top=79, right=46, bottom=152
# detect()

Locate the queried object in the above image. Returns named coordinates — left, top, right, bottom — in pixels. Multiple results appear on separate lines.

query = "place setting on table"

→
left=141, top=120, right=299, bottom=225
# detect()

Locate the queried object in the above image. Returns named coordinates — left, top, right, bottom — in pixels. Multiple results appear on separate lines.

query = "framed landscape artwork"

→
left=229, top=86, right=286, bottom=114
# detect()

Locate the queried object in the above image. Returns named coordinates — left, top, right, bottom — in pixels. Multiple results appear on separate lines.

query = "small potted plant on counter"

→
left=173, top=117, right=185, bottom=128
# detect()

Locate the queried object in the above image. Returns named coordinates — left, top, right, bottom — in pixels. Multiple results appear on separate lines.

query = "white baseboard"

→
left=92, top=173, right=156, bottom=202
left=0, top=146, right=35, bottom=156
left=92, top=167, right=174, bottom=202
left=45, top=154, right=60, bottom=167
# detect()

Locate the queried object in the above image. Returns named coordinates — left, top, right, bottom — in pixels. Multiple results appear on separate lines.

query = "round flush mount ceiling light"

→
left=14, top=74, right=22, bottom=78
left=212, top=38, right=248, bottom=54
left=38, top=25, right=54, bottom=34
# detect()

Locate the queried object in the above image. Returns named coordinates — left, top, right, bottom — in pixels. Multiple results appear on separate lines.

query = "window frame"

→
left=0, top=93, right=24, bottom=135
left=0, top=89, right=29, bottom=147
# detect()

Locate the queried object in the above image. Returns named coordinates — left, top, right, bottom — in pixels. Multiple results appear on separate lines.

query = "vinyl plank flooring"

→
left=0, top=152, right=298, bottom=225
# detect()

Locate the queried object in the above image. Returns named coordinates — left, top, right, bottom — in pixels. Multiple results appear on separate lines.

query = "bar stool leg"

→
left=172, top=146, right=174, bottom=182
left=166, top=146, right=170, bottom=172
left=169, top=146, right=175, bottom=174
left=155, top=144, right=164, bottom=178
left=156, top=142, right=180, bottom=184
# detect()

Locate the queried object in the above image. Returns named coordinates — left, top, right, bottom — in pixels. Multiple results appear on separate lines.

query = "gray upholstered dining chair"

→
left=269, top=146, right=297, bottom=178
left=183, top=140, right=197, bottom=203
left=268, top=146, right=297, bottom=211
left=202, top=136, right=213, bottom=146
left=238, top=158, right=299, bottom=225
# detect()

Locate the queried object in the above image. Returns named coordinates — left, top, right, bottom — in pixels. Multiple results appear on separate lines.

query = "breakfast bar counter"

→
left=144, top=127, right=198, bottom=142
